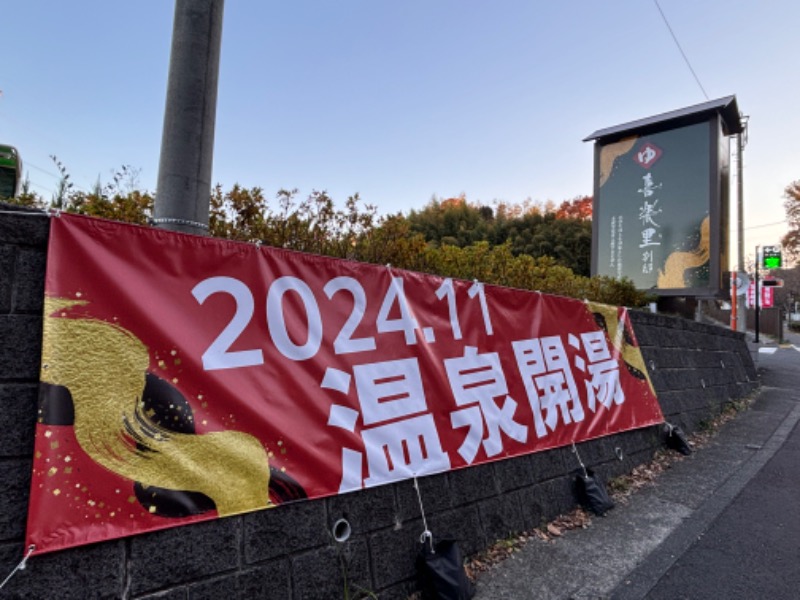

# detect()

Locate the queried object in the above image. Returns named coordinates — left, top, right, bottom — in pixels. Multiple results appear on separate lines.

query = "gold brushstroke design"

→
left=40, top=297, right=270, bottom=517
left=598, top=136, right=637, bottom=187
left=586, top=302, right=656, bottom=397
left=657, top=216, right=710, bottom=289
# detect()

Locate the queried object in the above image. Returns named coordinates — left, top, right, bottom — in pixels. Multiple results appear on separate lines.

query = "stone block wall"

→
left=0, top=206, right=758, bottom=599
left=630, top=311, right=759, bottom=432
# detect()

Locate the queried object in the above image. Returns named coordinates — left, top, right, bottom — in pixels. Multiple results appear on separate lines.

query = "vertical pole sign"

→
left=585, top=96, right=743, bottom=296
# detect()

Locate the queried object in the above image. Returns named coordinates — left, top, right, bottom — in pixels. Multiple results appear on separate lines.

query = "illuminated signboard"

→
left=585, top=96, right=742, bottom=296
left=762, top=246, right=782, bottom=270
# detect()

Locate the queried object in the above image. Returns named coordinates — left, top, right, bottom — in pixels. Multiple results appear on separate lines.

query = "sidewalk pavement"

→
left=473, top=339, right=800, bottom=599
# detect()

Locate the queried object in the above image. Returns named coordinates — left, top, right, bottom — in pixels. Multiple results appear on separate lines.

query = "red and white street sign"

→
left=747, top=282, right=774, bottom=308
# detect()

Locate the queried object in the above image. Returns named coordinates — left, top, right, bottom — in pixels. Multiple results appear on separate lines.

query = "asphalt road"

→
left=618, top=345, right=800, bottom=599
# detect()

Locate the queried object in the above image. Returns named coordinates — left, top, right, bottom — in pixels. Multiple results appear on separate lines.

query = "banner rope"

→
left=0, top=545, right=35, bottom=591
left=571, top=442, right=589, bottom=478
left=413, top=476, right=434, bottom=553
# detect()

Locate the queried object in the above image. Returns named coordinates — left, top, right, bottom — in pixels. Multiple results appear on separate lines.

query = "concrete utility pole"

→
left=735, top=116, right=749, bottom=333
left=154, top=0, right=225, bottom=235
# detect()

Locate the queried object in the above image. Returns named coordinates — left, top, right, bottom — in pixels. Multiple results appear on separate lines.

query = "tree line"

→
left=6, top=162, right=646, bottom=306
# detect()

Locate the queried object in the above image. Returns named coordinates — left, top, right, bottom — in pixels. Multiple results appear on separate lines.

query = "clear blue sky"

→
left=2, top=1, right=797, bottom=261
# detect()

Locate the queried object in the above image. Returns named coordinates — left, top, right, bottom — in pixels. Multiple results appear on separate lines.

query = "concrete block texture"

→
left=0, top=315, right=43, bottom=380
left=0, top=207, right=50, bottom=248
left=477, top=493, right=527, bottom=544
left=12, top=247, right=47, bottom=313
left=0, top=244, right=15, bottom=313
left=0, top=383, right=38, bottom=456
left=395, top=471, right=451, bottom=521
left=244, top=498, right=328, bottom=563
left=0, top=539, right=125, bottom=599
left=291, top=538, right=371, bottom=600
left=326, top=483, right=397, bottom=536
left=129, top=517, right=242, bottom=596
left=0, top=459, right=32, bottom=541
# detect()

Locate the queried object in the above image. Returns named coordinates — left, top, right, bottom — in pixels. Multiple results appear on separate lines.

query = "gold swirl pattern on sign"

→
left=657, top=216, right=710, bottom=289
left=40, top=297, right=270, bottom=517
left=586, top=301, right=656, bottom=397
left=598, top=137, right=637, bottom=187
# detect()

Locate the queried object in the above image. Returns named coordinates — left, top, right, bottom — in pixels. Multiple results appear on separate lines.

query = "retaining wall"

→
left=0, top=207, right=758, bottom=599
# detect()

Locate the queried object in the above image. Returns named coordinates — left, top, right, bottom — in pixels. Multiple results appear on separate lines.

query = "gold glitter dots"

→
left=44, top=431, right=52, bottom=438
left=53, top=489, right=61, bottom=496
left=127, top=496, right=137, bottom=504
left=158, top=360, right=166, bottom=369
left=148, top=505, right=157, bottom=514
left=64, top=467, right=73, bottom=475
left=47, top=467, right=58, bottom=477
left=50, top=441, right=60, bottom=450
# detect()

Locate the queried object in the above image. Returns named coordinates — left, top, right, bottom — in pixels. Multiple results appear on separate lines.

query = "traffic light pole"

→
left=754, top=245, right=760, bottom=343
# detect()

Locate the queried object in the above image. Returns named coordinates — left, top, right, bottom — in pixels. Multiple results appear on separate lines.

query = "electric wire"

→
left=653, top=0, right=709, bottom=100
left=745, top=221, right=788, bottom=230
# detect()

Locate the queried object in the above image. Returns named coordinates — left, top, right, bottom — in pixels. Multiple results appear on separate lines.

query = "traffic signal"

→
left=762, top=246, right=782, bottom=269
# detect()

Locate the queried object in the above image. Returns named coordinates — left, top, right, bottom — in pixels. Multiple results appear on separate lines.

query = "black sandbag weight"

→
left=416, top=535, right=475, bottom=600
left=574, top=468, right=615, bottom=516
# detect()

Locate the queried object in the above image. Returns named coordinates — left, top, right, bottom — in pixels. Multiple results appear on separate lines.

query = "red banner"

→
left=27, top=213, right=662, bottom=554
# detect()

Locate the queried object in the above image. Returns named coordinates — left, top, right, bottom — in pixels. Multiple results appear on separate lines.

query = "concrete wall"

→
left=0, top=207, right=758, bottom=599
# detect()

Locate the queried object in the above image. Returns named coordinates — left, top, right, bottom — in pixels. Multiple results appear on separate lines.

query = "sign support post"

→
left=754, top=246, right=760, bottom=343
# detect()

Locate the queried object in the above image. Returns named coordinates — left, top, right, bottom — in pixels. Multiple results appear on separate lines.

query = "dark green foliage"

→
left=405, top=196, right=592, bottom=276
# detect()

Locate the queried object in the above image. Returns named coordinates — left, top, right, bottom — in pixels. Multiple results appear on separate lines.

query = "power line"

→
left=25, top=161, right=61, bottom=180
left=653, top=0, right=709, bottom=100
left=745, top=221, right=787, bottom=231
